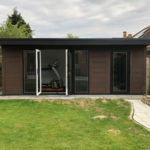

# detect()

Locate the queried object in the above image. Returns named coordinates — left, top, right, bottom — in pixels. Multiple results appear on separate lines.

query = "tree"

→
left=67, top=33, right=79, bottom=38
left=6, top=8, right=33, bottom=38
left=0, top=20, right=32, bottom=38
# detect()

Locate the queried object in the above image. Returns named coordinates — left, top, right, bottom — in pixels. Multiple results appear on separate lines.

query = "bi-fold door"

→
left=24, top=49, right=42, bottom=96
left=36, top=49, right=42, bottom=96
left=69, top=50, right=89, bottom=94
left=24, top=49, right=69, bottom=96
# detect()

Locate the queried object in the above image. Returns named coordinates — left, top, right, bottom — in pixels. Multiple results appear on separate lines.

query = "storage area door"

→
left=36, top=49, right=42, bottom=96
left=111, top=51, right=129, bottom=94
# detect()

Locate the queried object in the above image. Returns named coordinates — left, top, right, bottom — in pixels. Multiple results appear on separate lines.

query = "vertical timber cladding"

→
left=89, top=48, right=110, bottom=94
left=2, top=46, right=23, bottom=95
left=130, top=46, right=146, bottom=94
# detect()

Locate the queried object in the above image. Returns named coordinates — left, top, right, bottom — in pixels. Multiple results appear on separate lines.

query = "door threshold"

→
left=41, top=92, right=66, bottom=95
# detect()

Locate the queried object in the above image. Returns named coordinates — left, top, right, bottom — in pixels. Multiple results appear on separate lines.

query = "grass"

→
left=0, top=98, right=150, bottom=150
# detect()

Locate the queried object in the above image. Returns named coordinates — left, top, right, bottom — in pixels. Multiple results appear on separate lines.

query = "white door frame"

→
left=35, top=49, right=68, bottom=96
left=65, top=49, right=68, bottom=96
left=36, top=49, right=42, bottom=96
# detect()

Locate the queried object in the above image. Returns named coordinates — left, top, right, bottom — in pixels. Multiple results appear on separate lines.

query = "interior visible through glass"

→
left=41, top=50, right=66, bottom=94
left=74, top=50, right=88, bottom=93
left=113, top=52, right=127, bottom=93
left=24, top=50, right=66, bottom=94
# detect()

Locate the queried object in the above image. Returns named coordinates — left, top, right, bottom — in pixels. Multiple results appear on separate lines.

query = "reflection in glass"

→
left=113, top=52, right=127, bottom=93
left=24, top=50, right=36, bottom=93
left=74, top=50, right=88, bottom=93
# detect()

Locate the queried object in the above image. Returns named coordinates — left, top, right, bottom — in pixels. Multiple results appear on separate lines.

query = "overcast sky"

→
left=0, top=0, right=150, bottom=38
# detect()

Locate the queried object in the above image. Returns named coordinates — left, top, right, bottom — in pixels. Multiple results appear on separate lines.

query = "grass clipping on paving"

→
left=0, top=99, right=150, bottom=150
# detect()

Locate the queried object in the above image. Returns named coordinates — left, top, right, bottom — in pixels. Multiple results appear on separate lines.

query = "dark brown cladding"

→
left=89, top=46, right=146, bottom=94
left=2, top=46, right=23, bottom=95
left=130, top=47, right=146, bottom=94
left=89, top=49, right=110, bottom=94
left=1, top=45, right=146, bottom=95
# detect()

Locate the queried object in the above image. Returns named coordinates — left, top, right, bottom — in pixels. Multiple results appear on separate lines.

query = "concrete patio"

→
left=128, top=99, right=150, bottom=131
left=0, top=95, right=143, bottom=100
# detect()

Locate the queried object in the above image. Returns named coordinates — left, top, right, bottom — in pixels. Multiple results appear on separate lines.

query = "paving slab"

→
left=127, top=100, right=150, bottom=131
left=0, top=95, right=143, bottom=100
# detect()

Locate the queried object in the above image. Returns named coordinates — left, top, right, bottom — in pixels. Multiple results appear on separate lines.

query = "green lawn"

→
left=0, top=99, right=150, bottom=150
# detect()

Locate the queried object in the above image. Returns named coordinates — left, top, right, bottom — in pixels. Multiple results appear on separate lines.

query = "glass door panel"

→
left=74, top=50, right=88, bottom=94
left=112, top=51, right=129, bottom=93
left=24, top=50, right=36, bottom=94
left=68, top=50, right=73, bottom=94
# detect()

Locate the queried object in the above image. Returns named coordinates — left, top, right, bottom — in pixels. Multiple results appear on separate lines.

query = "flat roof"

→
left=0, top=38, right=150, bottom=46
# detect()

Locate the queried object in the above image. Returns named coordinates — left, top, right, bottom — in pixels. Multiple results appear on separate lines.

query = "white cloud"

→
left=0, top=0, right=150, bottom=37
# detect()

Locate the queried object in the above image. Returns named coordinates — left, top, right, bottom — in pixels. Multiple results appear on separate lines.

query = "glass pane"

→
left=74, top=50, right=88, bottom=93
left=68, top=50, right=72, bottom=94
left=24, top=50, right=36, bottom=93
left=113, top=52, right=127, bottom=93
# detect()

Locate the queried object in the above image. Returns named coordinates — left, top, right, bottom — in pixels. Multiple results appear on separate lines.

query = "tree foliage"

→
left=8, top=8, right=33, bottom=38
left=0, top=20, right=32, bottom=38
left=67, top=33, right=79, bottom=38
left=0, top=8, right=33, bottom=38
